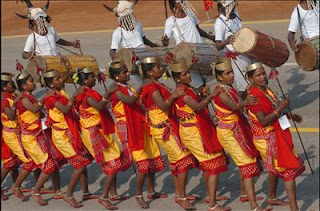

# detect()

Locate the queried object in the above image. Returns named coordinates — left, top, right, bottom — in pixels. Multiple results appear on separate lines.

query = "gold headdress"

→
left=1, top=73, right=14, bottom=82
left=16, top=70, right=30, bottom=81
left=105, top=59, right=126, bottom=79
left=246, top=62, right=263, bottom=72
left=211, top=57, right=232, bottom=78
left=40, top=69, right=60, bottom=87
left=138, top=57, right=160, bottom=78
left=168, top=58, right=188, bottom=78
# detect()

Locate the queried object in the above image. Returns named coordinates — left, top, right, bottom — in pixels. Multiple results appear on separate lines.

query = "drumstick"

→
left=56, top=44, right=80, bottom=56
left=274, top=76, right=314, bottom=175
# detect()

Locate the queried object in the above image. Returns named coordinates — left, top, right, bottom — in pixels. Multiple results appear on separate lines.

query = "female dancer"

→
left=170, top=59, right=230, bottom=211
left=245, top=62, right=305, bottom=211
left=108, top=59, right=167, bottom=209
left=74, top=67, right=131, bottom=210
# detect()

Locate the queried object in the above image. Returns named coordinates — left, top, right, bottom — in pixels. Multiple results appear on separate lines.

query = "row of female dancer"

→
left=1, top=56, right=305, bottom=211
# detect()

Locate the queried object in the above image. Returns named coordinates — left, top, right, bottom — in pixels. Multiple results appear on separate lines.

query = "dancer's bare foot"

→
left=11, top=186, right=27, bottom=201
left=63, top=195, right=83, bottom=208
left=207, top=204, right=232, bottom=211
left=31, top=191, right=48, bottom=206
left=1, top=190, right=9, bottom=201
left=97, top=196, right=118, bottom=210
left=266, top=198, right=289, bottom=206
left=175, top=197, right=197, bottom=210
left=135, top=195, right=149, bottom=209
left=147, top=192, right=168, bottom=199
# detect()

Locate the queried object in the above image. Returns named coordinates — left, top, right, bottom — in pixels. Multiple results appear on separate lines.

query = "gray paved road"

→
left=1, top=21, right=319, bottom=211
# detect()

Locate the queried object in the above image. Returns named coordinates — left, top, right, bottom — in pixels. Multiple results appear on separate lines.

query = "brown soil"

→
left=1, top=1, right=297, bottom=36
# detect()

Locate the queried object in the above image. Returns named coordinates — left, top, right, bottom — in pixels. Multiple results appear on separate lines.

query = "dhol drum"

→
left=232, top=27, right=289, bottom=67
left=170, top=42, right=221, bottom=75
left=27, top=55, right=99, bottom=83
left=295, top=36, right=319, bottom=71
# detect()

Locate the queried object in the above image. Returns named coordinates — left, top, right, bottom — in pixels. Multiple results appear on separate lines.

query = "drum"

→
left=295, top=36, right=319, bottom=71
left=171, top=42, right=221, bottom=75
left=232, top=27, right=289, bottom=67
left=27, top=55, right=99, bottom=83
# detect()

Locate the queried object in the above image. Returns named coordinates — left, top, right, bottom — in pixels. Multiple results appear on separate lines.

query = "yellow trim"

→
left=289, top=128, right=319, bottom=133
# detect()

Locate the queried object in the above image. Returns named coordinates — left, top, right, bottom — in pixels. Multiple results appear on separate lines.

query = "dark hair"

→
left=214, top=69, right=225, bottom=81
left=141, top=63, right=157, bottom=79
left=169, top=0, right=176, bottom=12
left=16, top=75, right=31, bottom=91
left=246, top=70, right=255, bottom=78
left=171, top=71, right=182, bottom=82
left=77, top=71, right=92, bottom=85
left=109, top=66, right=127, bottom=80
left=43, top=77, right=53, bottom=87
left=1, top=73, right=12, bottom=91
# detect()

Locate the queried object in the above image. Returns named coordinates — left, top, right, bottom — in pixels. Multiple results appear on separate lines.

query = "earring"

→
left=177, top=80, right=180, bottom=83
left=115, top=77, right=119, bottom=80
left=4, top=87, right=6, bottom=90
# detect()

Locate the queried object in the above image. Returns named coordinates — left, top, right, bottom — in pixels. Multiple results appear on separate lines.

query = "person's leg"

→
left=239, top=172, right=247, bottom=196
left=267, top=173, right=288, bottom=205
left=64, top=166, right=84, bottom=207
left=31, top=171, right=51, bottom=206
left=12, top=169, right=30, bottom=200
left=146, top=172, right=167, bottom=199
left=9, top=169, right=19, bottom=183
left=176, top=171, right=195, bottom=210
left=1, top=168, right=11, bottom=201
left=51, top=170, right=61, bottom=194
left=80, top=166, right=99, bottom=201
left=207, top=174, right=231, bottom=211
left=284, top=180, right=298, bottom=211
left=97, top=174, right=118, bottom=210
left=135, top=173, right=148, bottom=208
left=243, top=177, right=259, bottom=210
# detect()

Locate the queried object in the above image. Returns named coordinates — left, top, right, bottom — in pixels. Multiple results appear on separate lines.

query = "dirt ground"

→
left=2, top=1, right=297, bottom=36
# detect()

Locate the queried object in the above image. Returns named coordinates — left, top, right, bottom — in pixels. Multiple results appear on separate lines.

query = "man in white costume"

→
left=17, top=0, right=80, bottom=59
left=162, top=0, right=215, bottom=46
left=214, top=0, right=250, bottom=95
left=104, top=0, right=158, bottom=59
left=287, top=0, right=319, bottom=52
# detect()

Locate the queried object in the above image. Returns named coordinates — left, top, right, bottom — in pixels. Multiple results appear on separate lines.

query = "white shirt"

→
left=164, top=15, right=203, bottom=45
left=288, top=4, right=319, bottom=39
left=111, top=21, right=146, bottom=49
left=24, top=26, right=60, bottom=56
left=214, top=13, right=242, bottom=52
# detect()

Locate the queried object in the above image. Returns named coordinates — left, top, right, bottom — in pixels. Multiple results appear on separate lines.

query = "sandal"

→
left=54, top=192, right=64, bottom=200
left=82, top=192, right=99, bottom=201
left=109, top=194, right=130, bottom=201
left=208, top=204, right=232, bottom=211
left=63, top=195, right=83, bottom=208
left=135, top=195, right=149, bottom=209
left=205, top=195, right=229, bottom=203
left=240, top=194, right=264, bottom=202
left=175, top=197, right=197, bottom=210
left=40, top=188, right=55, bottom=194
left=11, top=186, right=27, bottom=201
left=175, top=194, right=198, bottom=201
left=251, top=207, right=273, bottom=211
left=97, top=196, right=118, bottom=210
left=266, top=197, right=289, bottom=206
left=146, top=192, right=168, bottom=200
left=31, top=191, right=48, bottom=206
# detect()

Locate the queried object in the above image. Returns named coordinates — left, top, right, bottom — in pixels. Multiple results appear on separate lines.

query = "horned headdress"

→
left=103, top=0, right=139, bottom=31
left=217, top=0, right=237, bottom=20
left=16, top=0, right=50, bottom=34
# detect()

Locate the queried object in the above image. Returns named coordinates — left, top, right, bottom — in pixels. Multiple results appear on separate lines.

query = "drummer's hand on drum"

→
left=290, top=40, right=299, bottom=52
left=226, top=35, right=235, bottom=45
left=72, top=40, right=81, bottom=48
left=161, top=35, right=170, bottom=47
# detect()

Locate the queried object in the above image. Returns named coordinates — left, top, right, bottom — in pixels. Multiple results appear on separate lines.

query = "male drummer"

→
left=214, top=0, right=251, bottom=95
left=161, top=0, right=215, bottom=46
left=288, top=0, right=319, bottom=52
left=17, top=1, right=80, bottom=59
left=105, top=0, right=159, bottom=59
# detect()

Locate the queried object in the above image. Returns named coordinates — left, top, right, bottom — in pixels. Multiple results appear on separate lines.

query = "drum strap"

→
left=296, top=7, right=305, bottom=42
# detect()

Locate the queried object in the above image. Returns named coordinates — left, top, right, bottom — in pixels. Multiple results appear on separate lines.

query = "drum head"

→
left=295, top=42, right=317, bottom=71
left=233, top=27, right=257, bottom=53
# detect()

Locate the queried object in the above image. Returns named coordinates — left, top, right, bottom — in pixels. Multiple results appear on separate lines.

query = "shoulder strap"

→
left=296, top=6, right=304, bottom=42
